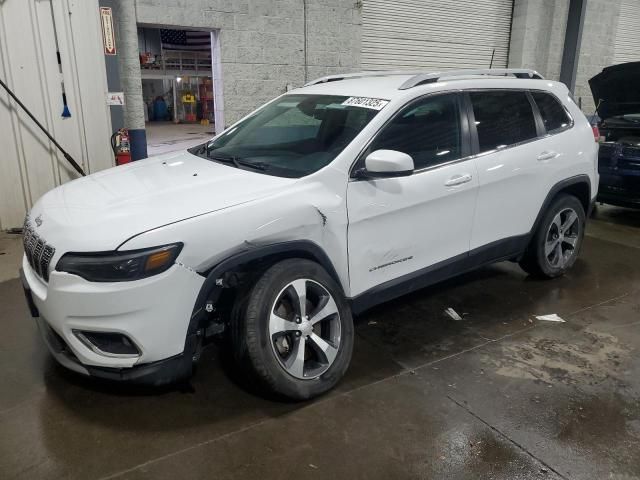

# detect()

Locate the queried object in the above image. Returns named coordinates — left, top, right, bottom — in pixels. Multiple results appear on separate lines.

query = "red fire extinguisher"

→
left=110, top=128, right=131, bottom=165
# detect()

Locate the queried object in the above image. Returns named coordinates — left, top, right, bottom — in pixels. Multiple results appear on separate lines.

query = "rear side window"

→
left=531, top=91, right=572, bottom=133
left=469, top=91, right=537, bottom=152
left=369, top=93, right=462, bottom=170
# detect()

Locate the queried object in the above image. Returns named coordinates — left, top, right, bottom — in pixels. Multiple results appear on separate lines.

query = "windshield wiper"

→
left=207, top=151, right=269, bottom=171
left=237, top=159, right=269, bottom=171
left=208, top=152, right=241, bottom=168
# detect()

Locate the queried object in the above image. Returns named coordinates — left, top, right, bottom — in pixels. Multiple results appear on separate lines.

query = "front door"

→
left=347, top=93, right=478, bottom=297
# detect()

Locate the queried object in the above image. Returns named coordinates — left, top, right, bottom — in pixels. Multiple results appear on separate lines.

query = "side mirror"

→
left=358, top=149, right=414, bottom=178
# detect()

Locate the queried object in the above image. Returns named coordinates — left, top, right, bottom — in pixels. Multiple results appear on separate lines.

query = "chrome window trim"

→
left=349, top=86, right=576, bottom=181
left=401, top=133, right=547, bottom=176
left=466, top=88, right=574, bottom=154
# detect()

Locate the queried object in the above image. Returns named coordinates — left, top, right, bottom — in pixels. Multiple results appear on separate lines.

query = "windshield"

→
left=190, top=94, right=383, bottom=178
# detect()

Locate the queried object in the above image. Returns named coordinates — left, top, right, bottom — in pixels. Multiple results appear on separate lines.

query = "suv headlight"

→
left=56, top=243, right=183, bottom=282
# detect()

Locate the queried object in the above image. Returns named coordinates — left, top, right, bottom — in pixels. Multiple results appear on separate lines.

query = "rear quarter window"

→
left=469, top=91, right=537, bottom=153
left=531, top=92, right=572, bottom=133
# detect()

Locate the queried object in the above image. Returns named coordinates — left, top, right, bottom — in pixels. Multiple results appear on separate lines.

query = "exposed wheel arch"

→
left=188, top=241, right=344, bottom=339
left=199, top=240, right=342, bottom=291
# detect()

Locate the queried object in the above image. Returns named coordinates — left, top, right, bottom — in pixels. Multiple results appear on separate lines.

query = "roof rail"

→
left=398, top=69, right=544, bottom=90
left=304, top=70, right=425, bottom=87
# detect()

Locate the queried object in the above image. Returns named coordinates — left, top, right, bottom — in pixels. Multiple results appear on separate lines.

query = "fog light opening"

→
left=73, top=330, right=141, bottom=358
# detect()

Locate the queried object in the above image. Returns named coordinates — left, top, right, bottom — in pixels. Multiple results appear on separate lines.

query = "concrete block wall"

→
left=574, top=0, right=622, bottom=114
left=303, top=0, right=362, bottom=82
left=510, top=0, right=625, bottom=114
left=508, top=0, right=570, bottom=81
left=134, top=0, right=362, bottom=125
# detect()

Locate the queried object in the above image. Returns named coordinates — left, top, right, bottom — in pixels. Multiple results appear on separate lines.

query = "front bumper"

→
left=21, top=255, right=204, bottom=383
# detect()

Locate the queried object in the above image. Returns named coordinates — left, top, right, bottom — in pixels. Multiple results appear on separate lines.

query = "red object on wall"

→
left=111, top=128, right=132, bottom=165
left=116, top=152, right=131, bottom=165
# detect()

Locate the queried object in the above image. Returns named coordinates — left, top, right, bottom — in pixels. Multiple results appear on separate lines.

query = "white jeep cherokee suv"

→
left=21, top=69, right=598, bottom=399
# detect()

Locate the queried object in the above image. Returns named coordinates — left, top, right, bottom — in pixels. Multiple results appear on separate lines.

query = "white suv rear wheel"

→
left=520, top=194, right=585, bottom=278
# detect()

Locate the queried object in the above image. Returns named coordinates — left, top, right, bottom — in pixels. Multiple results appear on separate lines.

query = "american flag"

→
left=160, top=29, right=211, bottom=51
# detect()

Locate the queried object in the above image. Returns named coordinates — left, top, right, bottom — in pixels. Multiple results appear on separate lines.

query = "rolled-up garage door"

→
left=361, top=0, right=514, bottom=71
left=614, top=0, right=640, bottom=64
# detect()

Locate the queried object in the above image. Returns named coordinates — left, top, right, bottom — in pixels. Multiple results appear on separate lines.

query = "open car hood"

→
left=589, top=62, right=640, bottom=120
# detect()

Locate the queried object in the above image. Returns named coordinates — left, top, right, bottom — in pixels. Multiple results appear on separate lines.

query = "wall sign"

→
left=100, top=7, right=116, bottom=55
left=106, top=92, right=125, bottom=106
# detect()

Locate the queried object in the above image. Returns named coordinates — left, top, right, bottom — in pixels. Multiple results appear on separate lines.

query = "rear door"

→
left=467, top=89, right=546, bottom=252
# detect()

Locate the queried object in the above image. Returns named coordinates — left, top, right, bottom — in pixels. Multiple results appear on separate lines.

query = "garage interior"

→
left=139, top=27, right=217, bottom=156
left=2, top=0, right=640, bottom=479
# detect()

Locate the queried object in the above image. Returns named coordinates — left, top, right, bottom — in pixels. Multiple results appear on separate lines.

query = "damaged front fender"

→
left=186, top=239, right=344, bottom=345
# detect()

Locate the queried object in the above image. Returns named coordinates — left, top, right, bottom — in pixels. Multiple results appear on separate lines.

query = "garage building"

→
left=0, top=0, right=638, bottom=229
left=2, top=1, right=640, bottom=479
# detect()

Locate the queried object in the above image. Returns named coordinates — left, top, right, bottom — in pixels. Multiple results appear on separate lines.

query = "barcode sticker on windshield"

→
left=342, top=97, right=389, bottom=110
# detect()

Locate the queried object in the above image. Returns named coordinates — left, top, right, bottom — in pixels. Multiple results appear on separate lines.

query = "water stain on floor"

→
left=485, top=327, right=629, bottom=385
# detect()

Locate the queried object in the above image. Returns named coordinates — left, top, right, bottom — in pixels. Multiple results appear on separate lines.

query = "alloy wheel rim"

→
left=545, top=207, right=580, bottom=269
left=268, top=278, right=341, bottom=380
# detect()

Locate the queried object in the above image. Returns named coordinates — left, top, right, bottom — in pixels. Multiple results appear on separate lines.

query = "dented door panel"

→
left=346, top=160, right=478, bottom=297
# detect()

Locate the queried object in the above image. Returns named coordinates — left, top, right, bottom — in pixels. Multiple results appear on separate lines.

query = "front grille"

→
left=22, top=216, right=55, bottom=281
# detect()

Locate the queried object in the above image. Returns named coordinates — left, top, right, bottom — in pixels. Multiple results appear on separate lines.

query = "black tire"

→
left=232, top=258, right=353, bottom=400
left=519, top=194, right=586, bottom=278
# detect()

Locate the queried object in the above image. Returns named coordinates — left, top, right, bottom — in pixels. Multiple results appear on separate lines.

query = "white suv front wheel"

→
left=232, top=259, right=353, bottom=400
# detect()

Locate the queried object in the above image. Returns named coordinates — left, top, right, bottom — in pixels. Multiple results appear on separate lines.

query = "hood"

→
left=589, top=62, right=640, bottom=120
left=29, top=151, right=294, bottom=252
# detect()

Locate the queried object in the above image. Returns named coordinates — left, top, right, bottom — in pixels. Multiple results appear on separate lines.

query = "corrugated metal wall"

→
left=0, top=0, right=113, bottom=230
left=361, top=0, right=514, bottom=71
left=614, top=0, right=640, bottom=64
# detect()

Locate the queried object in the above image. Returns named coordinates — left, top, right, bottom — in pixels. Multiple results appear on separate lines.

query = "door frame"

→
left=137, top=23, right=224, bottom=132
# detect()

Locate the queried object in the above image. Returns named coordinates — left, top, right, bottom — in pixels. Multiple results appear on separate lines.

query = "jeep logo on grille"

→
left=34, top=215, right=43, bottom=227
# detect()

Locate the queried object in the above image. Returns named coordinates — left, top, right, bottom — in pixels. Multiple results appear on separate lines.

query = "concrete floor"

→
left=1, top=205, right=640, bottom=480
left=146, top=122, right=214, bottom=157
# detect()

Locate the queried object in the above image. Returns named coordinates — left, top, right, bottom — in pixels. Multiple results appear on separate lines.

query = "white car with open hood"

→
left=21, top=69, right=598, bottom=399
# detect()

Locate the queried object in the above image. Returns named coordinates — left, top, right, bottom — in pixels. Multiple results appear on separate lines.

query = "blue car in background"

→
left=590, top=62, right=640, bottom=208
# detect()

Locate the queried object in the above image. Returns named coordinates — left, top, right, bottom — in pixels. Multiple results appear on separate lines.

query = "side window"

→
left=369, top=94, right=462, bottom=170
left=531, top=91, right=572, bottom=133
left=469, top=91, right=537, bottom=152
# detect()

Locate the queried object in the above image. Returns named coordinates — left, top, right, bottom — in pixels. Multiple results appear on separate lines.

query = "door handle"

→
left=537, top=151, right=559, bottom=161
left=445, top=173, right=473, bottom=187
